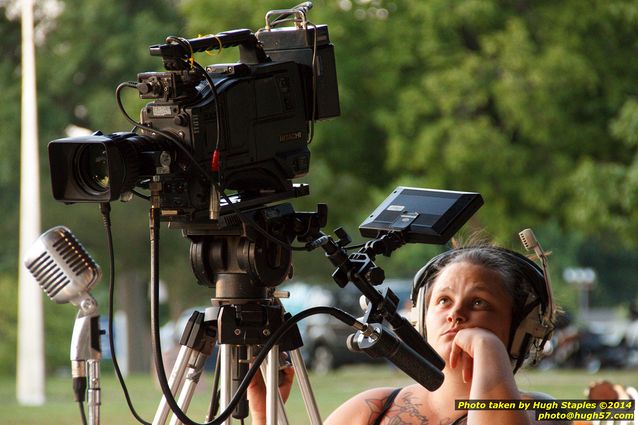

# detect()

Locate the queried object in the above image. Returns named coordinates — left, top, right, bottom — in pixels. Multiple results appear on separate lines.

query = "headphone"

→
left=410, top=244, right=555, bottom=372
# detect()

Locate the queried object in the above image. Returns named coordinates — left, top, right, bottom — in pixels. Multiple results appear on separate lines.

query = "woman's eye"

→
left=437, top=297, right=450, bottom=305
left=472, top=298, right=488, bottom=308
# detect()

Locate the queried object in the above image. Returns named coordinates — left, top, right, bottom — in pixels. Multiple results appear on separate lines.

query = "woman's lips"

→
left=442, top=327, right=462, bottom=337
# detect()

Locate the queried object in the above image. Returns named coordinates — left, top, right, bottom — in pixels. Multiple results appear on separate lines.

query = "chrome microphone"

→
left=24, top=225, right=101, bottom=310
left=24, top=226, right=102, bottom=416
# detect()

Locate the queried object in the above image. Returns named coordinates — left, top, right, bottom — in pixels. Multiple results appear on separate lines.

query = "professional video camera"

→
left=48, top=3, right=339, bottom=226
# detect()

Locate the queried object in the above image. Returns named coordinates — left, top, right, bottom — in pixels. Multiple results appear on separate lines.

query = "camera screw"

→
left=263, top=329, right=271, bottom=336
left=234, top=328, right=242, bottom=336
left=159, top=151, right=171, bottom=167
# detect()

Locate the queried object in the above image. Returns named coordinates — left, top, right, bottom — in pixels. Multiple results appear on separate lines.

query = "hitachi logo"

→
left=279, top=131, right=303, bottom=142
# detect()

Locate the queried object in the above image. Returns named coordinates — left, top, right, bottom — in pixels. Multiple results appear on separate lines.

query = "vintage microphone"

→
left=24, top=226, right=102, bottom=425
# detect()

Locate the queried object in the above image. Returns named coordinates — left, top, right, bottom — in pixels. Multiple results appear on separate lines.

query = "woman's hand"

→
left=247, top=361, right=295, bottom=425
left=449, top=327, right=530, bottom=424
left=448, top=327, right=506, bottom=383
left=449, top=327, right=520, bottom=396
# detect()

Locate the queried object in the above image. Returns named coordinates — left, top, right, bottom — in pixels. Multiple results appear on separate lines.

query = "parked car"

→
left=159, top=279, right=414, bottom=374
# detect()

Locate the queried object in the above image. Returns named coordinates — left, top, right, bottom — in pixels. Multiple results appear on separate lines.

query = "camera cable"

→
left=100, top=202, right=152, bottom=425
left=79, top=400, right=88, bottom=425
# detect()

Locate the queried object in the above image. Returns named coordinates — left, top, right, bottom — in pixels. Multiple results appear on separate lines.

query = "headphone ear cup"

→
left=510, top=302, right=551, bottom=360
left=411, top=264, right=431, bottom=306
left=411, top=286, right=427, bottom=337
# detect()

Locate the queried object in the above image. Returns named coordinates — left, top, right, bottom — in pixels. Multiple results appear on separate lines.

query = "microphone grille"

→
left=518, top=228, right=538, bottom=251
left=25, top=226, right=101, bottom=304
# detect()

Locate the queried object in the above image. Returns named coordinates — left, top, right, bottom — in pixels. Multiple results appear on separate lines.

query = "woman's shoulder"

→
left=324, top=387, right=401, bottom=425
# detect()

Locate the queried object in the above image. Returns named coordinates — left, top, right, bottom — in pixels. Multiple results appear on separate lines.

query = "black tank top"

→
left=371, top=388, right=468, bottom=425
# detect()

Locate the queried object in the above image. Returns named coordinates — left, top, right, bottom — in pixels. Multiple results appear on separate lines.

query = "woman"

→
left=249, top=243, right=568, bottom=425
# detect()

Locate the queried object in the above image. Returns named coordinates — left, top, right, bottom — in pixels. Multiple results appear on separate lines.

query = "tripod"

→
left=151, top=302, right=323, bottom=425
left=150, top=202, right=328, bottom=425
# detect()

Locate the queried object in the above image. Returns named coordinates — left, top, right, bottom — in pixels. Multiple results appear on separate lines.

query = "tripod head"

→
left=186, top=202, right=327, bottom=299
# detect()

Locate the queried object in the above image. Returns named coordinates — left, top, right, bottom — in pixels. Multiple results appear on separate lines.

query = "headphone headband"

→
left=411, top=246, right=548, bottom=307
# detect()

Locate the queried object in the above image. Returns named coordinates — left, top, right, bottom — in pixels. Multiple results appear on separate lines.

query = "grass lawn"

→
left=0, top=365, right=636, bottom=424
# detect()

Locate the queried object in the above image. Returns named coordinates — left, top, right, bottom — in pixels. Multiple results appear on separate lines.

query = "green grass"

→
left=0, top=366, right=636, bottom=424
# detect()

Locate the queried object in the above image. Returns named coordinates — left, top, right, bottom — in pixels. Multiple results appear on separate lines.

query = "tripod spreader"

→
left=347, top=323, right=444, bottom=391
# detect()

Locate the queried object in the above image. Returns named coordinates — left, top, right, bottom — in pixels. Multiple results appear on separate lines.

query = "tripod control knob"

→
left=334, top=227, right=352, bottom=247
left=366, top=266, right=385, bottom=286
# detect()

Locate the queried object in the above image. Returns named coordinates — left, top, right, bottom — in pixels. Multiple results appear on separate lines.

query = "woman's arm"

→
left=450, top=328, right=532, bottom=425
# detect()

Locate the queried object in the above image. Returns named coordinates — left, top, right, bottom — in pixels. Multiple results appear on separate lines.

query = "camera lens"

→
left=77, top=144, right=109, bottom=193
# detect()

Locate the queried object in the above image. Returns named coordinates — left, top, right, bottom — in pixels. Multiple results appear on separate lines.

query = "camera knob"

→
left=366, top=266, right=385, bottom=286
left=137, top=82, right=154, bottom=95
left=174, top=113, right=189, bottom=126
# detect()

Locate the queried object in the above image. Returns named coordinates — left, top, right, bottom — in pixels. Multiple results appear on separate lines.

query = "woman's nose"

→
left=447, top=305, right=466, bottom=324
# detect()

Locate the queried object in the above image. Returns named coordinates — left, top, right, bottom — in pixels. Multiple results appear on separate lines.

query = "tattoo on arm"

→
left=364, top=391, right=427, bottom=425
left=364, top=391, right=465, bottom=425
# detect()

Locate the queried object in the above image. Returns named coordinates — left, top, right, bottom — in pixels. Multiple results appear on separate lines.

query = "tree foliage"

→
left=0, top=5, right=22, bottom=275
left=377, top=0, right=638, bottom=246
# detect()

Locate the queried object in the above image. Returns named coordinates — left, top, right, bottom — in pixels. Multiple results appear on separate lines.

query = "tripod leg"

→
left=168, top=351, right=208, bottom=425
left=153, top=345, right=193, bottom=425
left=290, top=349, right=323, bottom=425
left=260, top=353, right=289, bottom=425
left=266, top=346, right=280, bottom=425
left=219, top=344, right=233, bottom=425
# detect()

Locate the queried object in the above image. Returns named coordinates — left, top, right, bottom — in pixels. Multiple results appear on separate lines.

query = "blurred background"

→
left=1, top=0, right=638, bottom=422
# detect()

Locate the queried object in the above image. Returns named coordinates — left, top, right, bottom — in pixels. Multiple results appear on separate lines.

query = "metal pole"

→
left=169, top=352, right=208, bottom=425
left=87, top=359, right=101, bottom=425
left=260, top=356, right=290, bottom=425
left=17, top=0, right=44, bottom=405
left=153, top=345, right=193, bottom=425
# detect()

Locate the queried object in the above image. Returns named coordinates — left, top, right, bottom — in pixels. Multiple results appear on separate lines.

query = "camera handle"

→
left=149, top=29, right=268, bottom=68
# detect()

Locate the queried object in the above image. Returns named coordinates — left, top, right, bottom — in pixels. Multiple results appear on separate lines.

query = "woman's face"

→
left=425, top=261, right=513, bottom=359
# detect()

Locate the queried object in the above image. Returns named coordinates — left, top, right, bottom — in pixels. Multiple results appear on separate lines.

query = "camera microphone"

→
left=347, top=324, right=444, bottom=391
left=24, top=226, right=102, bottom=404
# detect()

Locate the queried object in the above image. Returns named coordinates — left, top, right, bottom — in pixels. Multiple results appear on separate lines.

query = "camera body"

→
left=48, top=23, right=339, bottom=226
left=136, top=59, right=311, bottom=220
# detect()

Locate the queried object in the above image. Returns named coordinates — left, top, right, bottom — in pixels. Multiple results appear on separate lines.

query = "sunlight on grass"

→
left=0, top=366, right=636, bottom=424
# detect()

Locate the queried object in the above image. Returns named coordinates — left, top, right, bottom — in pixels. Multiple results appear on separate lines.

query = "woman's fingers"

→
left=461, top=352, right=473, bottom=383
left=449, top=342, right=459, bottom=369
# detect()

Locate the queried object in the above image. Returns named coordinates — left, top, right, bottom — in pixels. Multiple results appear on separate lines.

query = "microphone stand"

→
left=70, top=293, right=102, bottom=425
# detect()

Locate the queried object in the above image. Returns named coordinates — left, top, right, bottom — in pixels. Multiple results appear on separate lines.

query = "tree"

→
left=379, top=0, right=638, bottom=245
